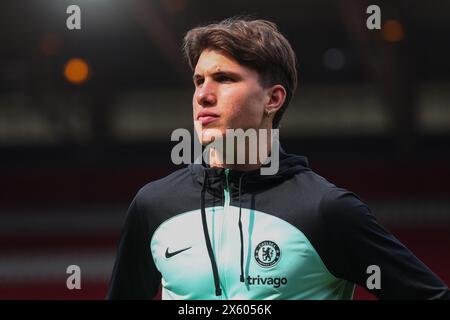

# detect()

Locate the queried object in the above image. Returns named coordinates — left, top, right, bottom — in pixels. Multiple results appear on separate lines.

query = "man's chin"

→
left=201, top=136, right=223, bottom=146
left=200, top=129, right=225, bottom=146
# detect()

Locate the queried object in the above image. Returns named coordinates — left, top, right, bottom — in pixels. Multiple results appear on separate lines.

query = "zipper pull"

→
left=224, top=168, right=231, bottom=191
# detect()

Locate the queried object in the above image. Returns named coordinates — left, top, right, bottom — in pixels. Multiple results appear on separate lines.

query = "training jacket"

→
left=107, top=147, right=450, bottom=300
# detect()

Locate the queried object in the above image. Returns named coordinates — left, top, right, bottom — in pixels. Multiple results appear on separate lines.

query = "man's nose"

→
left=196, top=81, right=217, bottom=107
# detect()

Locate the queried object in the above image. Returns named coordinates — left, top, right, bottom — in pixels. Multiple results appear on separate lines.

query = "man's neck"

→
left=208, top=135, right=272, bottom=172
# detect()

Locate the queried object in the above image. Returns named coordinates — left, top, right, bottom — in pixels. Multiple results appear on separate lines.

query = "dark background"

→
left=0, top=0, right=449, bottom=299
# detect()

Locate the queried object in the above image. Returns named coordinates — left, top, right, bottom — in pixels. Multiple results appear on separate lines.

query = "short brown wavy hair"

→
left=183, top=16, right=298, bottom=129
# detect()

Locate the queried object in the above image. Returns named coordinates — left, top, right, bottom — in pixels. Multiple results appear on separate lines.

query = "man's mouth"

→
left=198, top=115, right=219, bottom=126
left=197, top=111, right=220, bottom=126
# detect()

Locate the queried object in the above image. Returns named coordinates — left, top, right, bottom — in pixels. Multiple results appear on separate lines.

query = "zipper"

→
left=219, top=168, right=231, bottom=298
left=224, top=168, right=231, bottom=200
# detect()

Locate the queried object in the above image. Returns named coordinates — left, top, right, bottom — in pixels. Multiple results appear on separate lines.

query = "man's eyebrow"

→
left=193, top=70, right=241, bottom=81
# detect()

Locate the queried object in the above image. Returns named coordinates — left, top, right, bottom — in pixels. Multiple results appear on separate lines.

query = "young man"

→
left=107, top=17, right=449, bottom=299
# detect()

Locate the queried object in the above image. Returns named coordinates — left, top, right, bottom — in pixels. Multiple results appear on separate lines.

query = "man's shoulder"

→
left=291, top=167, right=339, bottom=201
left=291, top=168, right=369, bottom=218
left=128, top=166, right=199, bottom=223
left=299, top=169, right=371, bottom=230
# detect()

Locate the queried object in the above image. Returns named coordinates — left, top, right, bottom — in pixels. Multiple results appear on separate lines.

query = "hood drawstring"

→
left=238, top=173, right=246, bottom=283
left=200, top=171, right=222, bottom=296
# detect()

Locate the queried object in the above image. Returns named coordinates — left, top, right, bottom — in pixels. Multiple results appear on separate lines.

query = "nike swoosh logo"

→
left=165, top=246, right=192, bottom=259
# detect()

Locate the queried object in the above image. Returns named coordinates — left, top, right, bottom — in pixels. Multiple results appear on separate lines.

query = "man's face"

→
left=192, top=49, right=270, bottom=145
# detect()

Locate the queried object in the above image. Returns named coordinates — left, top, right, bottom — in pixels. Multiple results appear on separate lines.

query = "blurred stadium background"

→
left=0, top=0, right=449, bottom=299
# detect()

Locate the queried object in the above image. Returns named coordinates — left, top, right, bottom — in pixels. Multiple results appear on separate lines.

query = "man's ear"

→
left=266, top=85, right=286, bottom=114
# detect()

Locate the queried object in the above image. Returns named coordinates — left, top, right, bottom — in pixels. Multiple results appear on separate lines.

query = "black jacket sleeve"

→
left=106, top=196, right=161, bottom=299
left=319, top=188, right=450, bottom=300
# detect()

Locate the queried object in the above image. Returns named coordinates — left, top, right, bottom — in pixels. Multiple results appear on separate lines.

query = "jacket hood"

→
left=188, top=146, right=310, bottom=196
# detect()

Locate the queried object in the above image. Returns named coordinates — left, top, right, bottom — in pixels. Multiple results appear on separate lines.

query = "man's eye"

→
left=195, top=78, right=204, bottom=86
left=216, top=75, right=234, bottom=82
